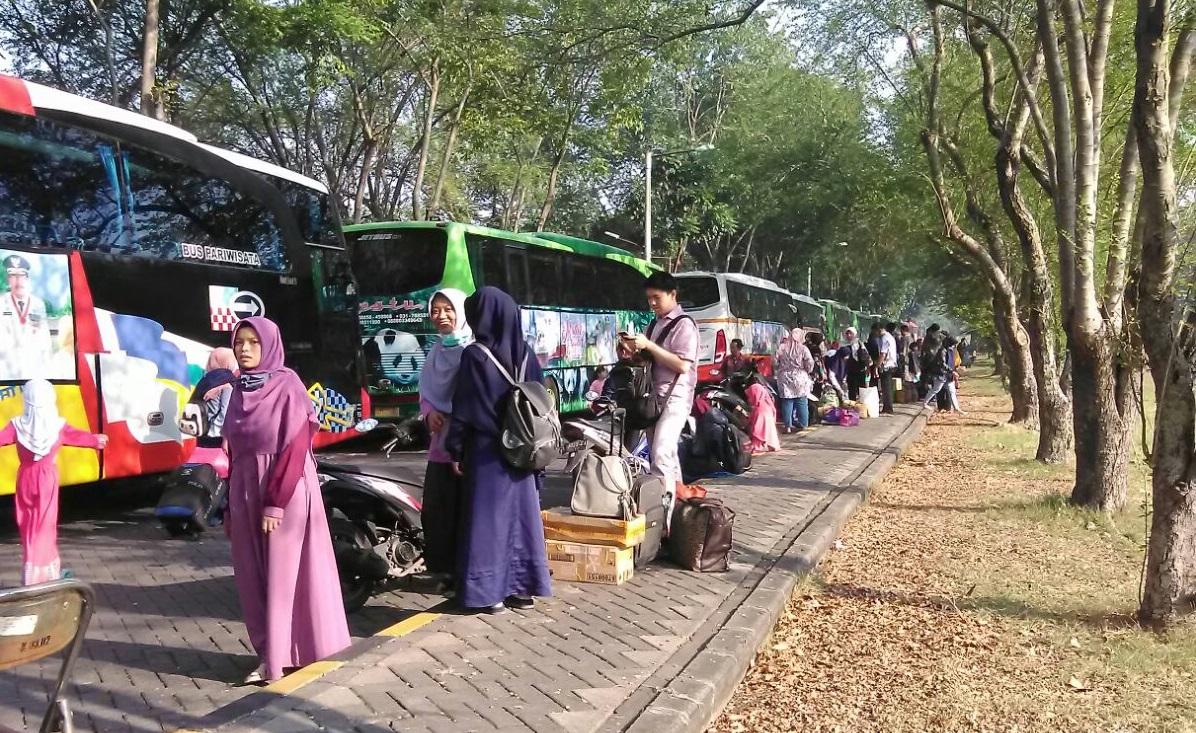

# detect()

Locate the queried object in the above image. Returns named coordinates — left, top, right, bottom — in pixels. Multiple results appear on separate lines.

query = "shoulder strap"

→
left=475, top=344, right=516, bottom=386
left=653, top=314, right=694, bottom=345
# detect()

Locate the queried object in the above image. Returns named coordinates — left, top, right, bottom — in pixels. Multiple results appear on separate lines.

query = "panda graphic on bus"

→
left=363, top=328, right=426, bottom=388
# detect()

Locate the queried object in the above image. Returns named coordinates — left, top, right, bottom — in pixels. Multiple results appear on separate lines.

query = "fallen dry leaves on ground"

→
left=709, top=374, right=1196, bottom=733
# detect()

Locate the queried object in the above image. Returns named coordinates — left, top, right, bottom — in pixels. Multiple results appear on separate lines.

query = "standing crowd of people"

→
left=1, top=264, right=970, bottom=687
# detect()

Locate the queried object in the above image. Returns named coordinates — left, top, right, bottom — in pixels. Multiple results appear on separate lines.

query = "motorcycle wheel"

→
left=329, top=517, right=375, bottom=613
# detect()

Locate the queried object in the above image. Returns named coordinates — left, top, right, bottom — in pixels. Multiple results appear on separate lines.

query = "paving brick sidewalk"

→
left=0, top=406, right=923, bottom=733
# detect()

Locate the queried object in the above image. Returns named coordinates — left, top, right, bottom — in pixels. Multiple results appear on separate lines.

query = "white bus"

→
left=674, top=272, right=808, bottom=382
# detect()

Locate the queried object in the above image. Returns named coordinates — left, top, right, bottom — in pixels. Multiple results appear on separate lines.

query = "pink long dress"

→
left=0, top=422, right=102, bottom=584
left=745, top=383, right=781, bottom=453
left=222, top=316, right=349, bottom=681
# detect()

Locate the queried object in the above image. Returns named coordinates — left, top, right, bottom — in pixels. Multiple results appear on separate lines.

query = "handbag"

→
left=621, top=316, right=694, bottom=430
left=571, top=453, right=637, bottom=519
left=668, top=497, right=735, bottom=572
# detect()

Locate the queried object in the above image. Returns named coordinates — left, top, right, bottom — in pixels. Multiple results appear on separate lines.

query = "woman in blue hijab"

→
left=446, top=287, right=552, bottom=614
left=418, top=288, right=472, bottom=584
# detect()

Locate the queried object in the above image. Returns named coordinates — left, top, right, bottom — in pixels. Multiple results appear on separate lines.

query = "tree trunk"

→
left=993, top=284, right=1039, bottom=426
left=1135, top=0, right=1196, bottom=627
left=411, top=61, right=440, bottom=222
left=429, top=83, right=472, bottom=216
left=139, top=0, right=162, bottom=119
left=537, top=128, right=572, bottom=231
left=995, top=148, right=1072, bottom=460
left=1068, top=334, right=1130, bottom=511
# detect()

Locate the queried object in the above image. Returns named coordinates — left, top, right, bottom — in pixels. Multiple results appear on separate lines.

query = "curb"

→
left=624, top=409, right=929, bottom=733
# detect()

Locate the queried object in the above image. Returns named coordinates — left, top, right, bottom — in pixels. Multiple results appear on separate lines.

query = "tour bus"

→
left=343, top=222, right=656, bottom=416
left=821, top=300, right=857, bottom=343
left=0, top=75, right=364, bottom=492
left=792, top=293, right=826, bottom=334
left=673, top=272, right=799, bottom=382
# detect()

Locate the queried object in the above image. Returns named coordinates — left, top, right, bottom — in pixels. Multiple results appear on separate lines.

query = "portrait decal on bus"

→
left=0, top=250, right=76, bottom=383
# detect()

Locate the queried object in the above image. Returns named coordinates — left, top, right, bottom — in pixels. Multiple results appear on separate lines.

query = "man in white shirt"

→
left=0, top=254, right=53, bottom=381
left=878, top=322, right=898, bottom=415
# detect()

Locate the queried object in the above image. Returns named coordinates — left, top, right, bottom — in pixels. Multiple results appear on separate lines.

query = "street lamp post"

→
left=645, top=149, right=654, bottom=262
left=643, top=143, right=714, bottom=263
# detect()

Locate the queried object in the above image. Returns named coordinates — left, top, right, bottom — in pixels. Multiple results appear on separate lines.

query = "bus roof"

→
left=793, top=293, right=821, bottom=307
left=197, top=143, right=329, bottom=194
left=343, top=222, right=657, bottom=275
left=534, top=231, right=639, bottom=259
left=676, top=271, right=789, bottom=292
left=1, top=75, right=330, bottom=195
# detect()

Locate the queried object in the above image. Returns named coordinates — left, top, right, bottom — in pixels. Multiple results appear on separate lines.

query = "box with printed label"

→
left=545, top=540, right=635, bottom=585
left=541, top=508, right=645, bottom=548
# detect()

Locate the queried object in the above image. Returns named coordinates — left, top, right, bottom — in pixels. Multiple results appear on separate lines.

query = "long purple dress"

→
left=446, top=287, right=552, bottom=610
left=223, top=316, right=350, bottom=681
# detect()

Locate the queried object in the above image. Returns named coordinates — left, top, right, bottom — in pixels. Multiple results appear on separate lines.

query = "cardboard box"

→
left=541, top=507, right=645, bottom=548
left=545, top=540, right=635, bottom=585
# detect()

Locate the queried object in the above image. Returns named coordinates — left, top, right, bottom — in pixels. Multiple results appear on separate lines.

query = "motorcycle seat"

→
left=316, top=459, right=423, bottom=487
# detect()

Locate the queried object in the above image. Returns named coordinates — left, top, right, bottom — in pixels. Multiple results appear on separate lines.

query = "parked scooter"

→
left=561, top=394, right=650, bottom=473
left=695, top=381, right=751, bottom=432
left=319, top=420, right=426, bottom=612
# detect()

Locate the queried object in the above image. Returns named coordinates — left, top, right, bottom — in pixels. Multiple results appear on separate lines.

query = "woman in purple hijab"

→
left=223, top=316, right=350, bottom=683
left=446, top=287, right=552, bottom=614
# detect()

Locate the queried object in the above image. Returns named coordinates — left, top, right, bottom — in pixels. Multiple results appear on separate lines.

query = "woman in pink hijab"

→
left=742, top=365, right=781, bottom=454
left=0, top=379, right=107, bottom=584
left=183, top=347, right=239, bottom=477
left=222, top=317, right=349, bottom=684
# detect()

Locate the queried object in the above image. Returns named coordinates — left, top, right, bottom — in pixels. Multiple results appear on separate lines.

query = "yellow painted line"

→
left=265, top=660, right=343, bottom=694
left=376, top=610, right=441, bottom=638
left=260, top=611, right=440, bottom=693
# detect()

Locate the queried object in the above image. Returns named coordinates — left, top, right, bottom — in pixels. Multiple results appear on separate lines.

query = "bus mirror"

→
left=354, top=418, right=379, bottom=433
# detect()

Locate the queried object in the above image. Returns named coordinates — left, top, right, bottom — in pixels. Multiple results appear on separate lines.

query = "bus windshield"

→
left=348, top=227, right=448, bottom=297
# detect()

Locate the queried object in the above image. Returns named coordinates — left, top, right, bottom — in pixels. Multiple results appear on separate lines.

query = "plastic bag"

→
left=858, top=386, right=880, bottom=419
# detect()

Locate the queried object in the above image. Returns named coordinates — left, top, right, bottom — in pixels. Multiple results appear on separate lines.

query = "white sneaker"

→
left=242, top=663, right=266, bottom=685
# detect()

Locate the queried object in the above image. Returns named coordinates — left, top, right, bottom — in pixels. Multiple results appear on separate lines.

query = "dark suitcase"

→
left=632, top=474, right=666, bottom=567
left=668, top=497, right=735, bottom=572
left=155, top=463, right=227, bottom=537
left=936, top=385, right=950, bottom=410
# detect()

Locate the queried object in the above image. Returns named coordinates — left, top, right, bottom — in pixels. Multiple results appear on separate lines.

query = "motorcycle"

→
left=318, top=420, right=426, bottom=612
left=695, top=381, right=751, bottom=432
left=561, top=393, right=650, bottom=474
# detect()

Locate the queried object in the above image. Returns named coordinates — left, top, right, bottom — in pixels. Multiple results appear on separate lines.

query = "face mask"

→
left=441, top=333, right=464, bottom=348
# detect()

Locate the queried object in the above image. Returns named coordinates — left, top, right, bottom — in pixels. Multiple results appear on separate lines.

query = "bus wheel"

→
left=544, top=376, right=561, bottom=412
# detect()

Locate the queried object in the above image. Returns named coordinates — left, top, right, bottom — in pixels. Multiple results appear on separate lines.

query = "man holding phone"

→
left=625, top=272, right=698, bottom=515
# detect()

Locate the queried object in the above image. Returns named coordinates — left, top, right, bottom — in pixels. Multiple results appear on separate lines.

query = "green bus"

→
left=820, top=299, right=856, bottom=342
left=344, top=221, right=656, bottom=416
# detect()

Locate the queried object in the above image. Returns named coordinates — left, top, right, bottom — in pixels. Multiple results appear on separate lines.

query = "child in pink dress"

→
left=0, top=379, right=107, bottom=584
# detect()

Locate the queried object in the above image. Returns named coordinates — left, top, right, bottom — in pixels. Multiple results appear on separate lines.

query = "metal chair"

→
left=0, top=580, right=96, bottom=733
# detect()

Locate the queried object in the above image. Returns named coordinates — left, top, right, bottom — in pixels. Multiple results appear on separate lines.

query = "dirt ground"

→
left=710, top=371, right=1196, bottom=733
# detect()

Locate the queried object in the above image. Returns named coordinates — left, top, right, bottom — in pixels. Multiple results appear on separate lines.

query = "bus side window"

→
left=561, top=253, right=595, bottom=309
left=504, top=245, right=529, bottom=303
left=121, top=146, right=289, bottom=270
left=476, top=234, right=509, bottom=291
left=526, top=249, right=561, bottom=306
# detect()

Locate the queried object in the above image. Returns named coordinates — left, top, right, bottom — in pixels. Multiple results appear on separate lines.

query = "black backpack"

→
left=475, top=344, right=562, bottom=472
left=614, top=316, right=694, bottom=430
left=178, top=368, right=234, bottom=442
left=719, top=424, right=752, bottom=474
